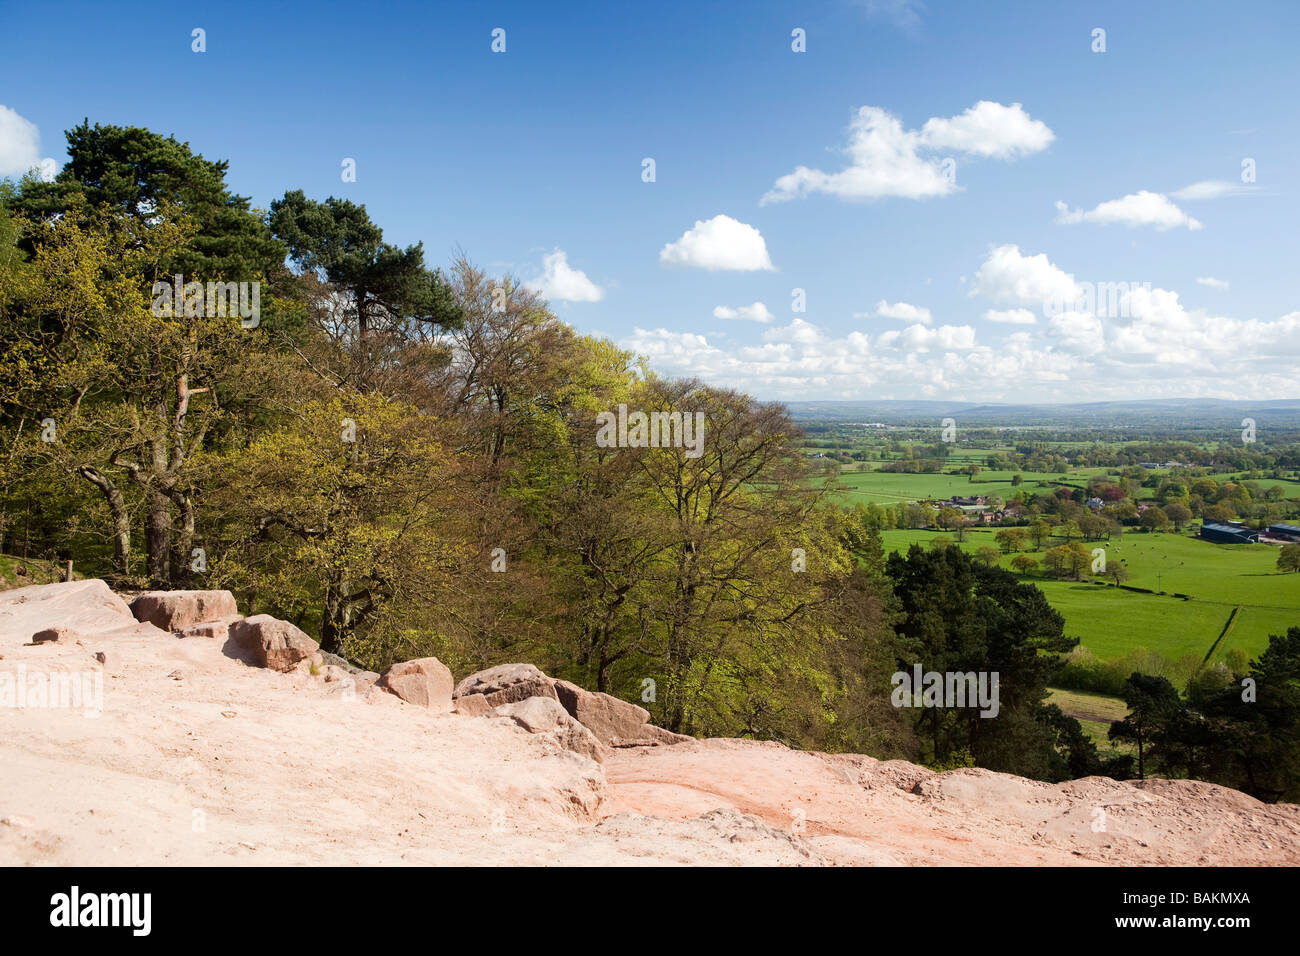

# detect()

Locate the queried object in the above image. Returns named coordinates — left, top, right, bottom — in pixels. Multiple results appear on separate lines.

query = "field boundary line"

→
left=1203, top=605, right=1243, bottom=664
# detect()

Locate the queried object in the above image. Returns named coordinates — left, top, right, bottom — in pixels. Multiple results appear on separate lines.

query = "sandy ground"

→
left=2, top=580, right=1298, bottom=866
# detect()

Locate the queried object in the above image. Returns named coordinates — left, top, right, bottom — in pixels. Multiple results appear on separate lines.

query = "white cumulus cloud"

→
left=0, top=105, right=56, bottom=180
left=762, top=101, right=1052, bottom=205
left=524, top=249, right=605, bottom=302
left=873, top=300, right=933, bottom=324
left=659, top=214, right=775, bottom=271
left=982, top=308, right=1037, bottom=325
left=878, top=324, right=977, bottom=351
left=1054, top=191, right=1203, bottom=231
left=970, top=244, right=1080, bottom=308
left=1196, top=276, right=1229, bottom=290
left=919, top=101, right=1055, bottom=159
left=713, top=302, right=774, bottom=322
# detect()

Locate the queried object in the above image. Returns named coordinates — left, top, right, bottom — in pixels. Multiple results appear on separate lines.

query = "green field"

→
left=1047, top=687, right=1132, bottom=752
left=832, top=466, right=1125, bottom=506
left=833, top=469, right=1053, bottom=504
left=877, top=529, right=1300, bottom=667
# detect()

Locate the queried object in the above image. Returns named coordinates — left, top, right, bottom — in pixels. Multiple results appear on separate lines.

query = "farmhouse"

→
left=1200, top=522, right=1260, bottom=544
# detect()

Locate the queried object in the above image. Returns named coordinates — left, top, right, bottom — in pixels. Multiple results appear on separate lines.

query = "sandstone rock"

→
left=129, top=590, right=238, bottom=631
left=639, top=724, right=694, bottom=745
left=609, top=726, right=695, bottom=748
left=553, top=678, right=654, bottom=744
left=319, top=650, right=372, bottom=676
left=454, top=663, right=557, bottom=708
left=320, top=665, right=350, bottom=683
left=177, top=619, right=232, bottom=640
left=228, top=615, right=319, bottom=673
left=452, top=694, right=495, bottom=718
left=376, top=657, right=453, bottom=711
left=494, top=696, right=608, bottom=764
left=32, top=627, right=82, bottom=645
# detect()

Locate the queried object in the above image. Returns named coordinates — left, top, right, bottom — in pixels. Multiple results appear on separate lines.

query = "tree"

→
left=1164, top=502, right=1192, bottom=531
left=1078, top=514, right=1111, bottom=541
left=6, top=122, right=298, bottom=585
left=209, top=394, right=469, bottom=658
left=995, top=528, right=1025, bottom=553
left=1191, top=627, right=1300, bottom=802
left=1028, top=518, right=1051, bottom=550
left=975, top=546, right=1001, bottom=567
left=2, top=200, right=266, bottom=584
left=1278, top=544, right=1300, bottom=573
left=14, top=120, right=283, bottom=280
left=885, top=544, right=1077, bottom=779
left=1106, top=561, right=1130, bottom=586
left=1108, top=673, right=1183, bottom=779
left=1140, top=506, right=1170, bottom=532
left=269, top=190, right=461, bottom=396
left=1010, top=554, right=1038, bottom=575
left=1044, top=542, right=1089, bottom=580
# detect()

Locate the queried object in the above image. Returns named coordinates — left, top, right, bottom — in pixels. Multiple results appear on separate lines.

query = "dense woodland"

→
left=2, top=123, right=1296, bottom=800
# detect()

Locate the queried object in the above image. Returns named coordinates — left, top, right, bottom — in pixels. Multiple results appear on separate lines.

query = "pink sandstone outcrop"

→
left=494, top=695, right=609, bottom=764
left=453, top=663, right=557, bottom=707
left=376, top=657, right=454, bottom=711
left=454, top=665, right=688, bottom=746
left=2, top=580, right=1297, bottom=867
left=129, top=590, right=238, bottom=630
left=229, top=614, right=320, bottom=673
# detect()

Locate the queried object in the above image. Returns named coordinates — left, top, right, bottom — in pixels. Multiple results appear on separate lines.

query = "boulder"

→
left=129, top=590, right=238, bottom=631
left=319, top=650, right=372, bottom=676
left=553, top=679, right=655, bottom=745
left=228, top=615, right=319, bottom=673
left=452, top=694, right=495, bottom=718
left=177, top=619, right=233, bottom=640
left=453, top=663, right=557, bottom=708
left=31, top=627, right=83, bottom=645
left=610, top=726, right=695, bottom=747
left=376, top=657, right=454, bottom=711
left=494, top=696, right=608, bottom=764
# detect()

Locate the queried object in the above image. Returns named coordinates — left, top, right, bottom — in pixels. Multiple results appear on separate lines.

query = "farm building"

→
left=1267, top=523, right=1300, bottom=542
left=1200, top=522, right=1261, bottom=544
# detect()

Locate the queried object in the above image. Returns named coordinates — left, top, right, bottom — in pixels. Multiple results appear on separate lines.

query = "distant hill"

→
left=782, top=398, right=1300, bottom=428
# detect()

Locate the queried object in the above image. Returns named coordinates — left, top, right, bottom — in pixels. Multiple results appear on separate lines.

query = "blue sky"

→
left=3, top=0, right=1299, bottom=402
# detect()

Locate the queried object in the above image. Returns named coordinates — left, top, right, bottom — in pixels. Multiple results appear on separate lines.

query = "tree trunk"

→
left=77, top=466, right=131, bottom=576
left=144, top=485, right=171, bottom=586
left=168, top=491, right=196, bottom=585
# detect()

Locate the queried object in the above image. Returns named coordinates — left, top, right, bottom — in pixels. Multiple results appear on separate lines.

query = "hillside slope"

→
left=1, top=581, right=1297, bottom=866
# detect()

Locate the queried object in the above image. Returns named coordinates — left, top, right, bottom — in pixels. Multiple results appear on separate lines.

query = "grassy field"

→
left=0, top=554, right=76, bottom=591
left=877, top=529, right=1300, bottom=667
left=1047, top=687, right=1133, bottom=752
left=833, top=469, right=1054, bottom=504
left=827, top=462, right=1300, bottom=509
left=831, top=465, right=1131, bottom=506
